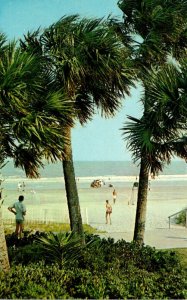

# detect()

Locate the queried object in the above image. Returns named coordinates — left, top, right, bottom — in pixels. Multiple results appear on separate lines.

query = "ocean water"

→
left=1, top=160, right=187, bottom=210
left=2, top=160, right=187, bottom=178
left=1, top=159, right=187, bottom=193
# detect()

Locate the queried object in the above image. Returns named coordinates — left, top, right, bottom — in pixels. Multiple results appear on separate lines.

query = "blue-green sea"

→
left=1, top=160, right=187, bottom=200
left=2, top=160, right=187, bottom=178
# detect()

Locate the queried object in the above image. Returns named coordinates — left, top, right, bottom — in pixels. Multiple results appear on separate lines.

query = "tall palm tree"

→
left=122, top=62, right=187, bottom=242
left=118, top=0, right=187, bottom=244
left=21, top=15, right=135, bottom=241
left=0, top=36, right=73, bottom=271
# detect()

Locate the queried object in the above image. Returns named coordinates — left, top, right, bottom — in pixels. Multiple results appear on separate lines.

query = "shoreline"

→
left=3, top=173, right=187, bottom=183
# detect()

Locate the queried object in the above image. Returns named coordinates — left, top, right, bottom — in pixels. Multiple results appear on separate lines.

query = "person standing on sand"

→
left=113, top=189, right=117, bottom=204
left=106, top=200, right=112, bottom=224
left=8, top=195, right=26, bottom=237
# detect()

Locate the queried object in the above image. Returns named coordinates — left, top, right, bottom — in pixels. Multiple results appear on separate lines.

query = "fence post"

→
left=168, top=217, right=171, bottom=229
left=186, top=210, right=187, bottom=228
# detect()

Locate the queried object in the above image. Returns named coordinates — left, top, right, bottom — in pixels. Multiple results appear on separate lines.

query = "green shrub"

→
left=8, top=243, right=44, bottom=265
left=6, top=231, right=47, bottom=247
left=7, top=231, right=48, bottom=265
left=175, top=209, right=187, bottom=226
left=5, top=233, right=187, bottom=298
left=7, top=232, right=182, bottom=272
left=7, top=231, right=83, bottom=267
left=0, top=263, right=70, bottom=299
left=35, top=231, right=83, bottom=267
left=79, top=235, right=180, bottom=273
left=0, top=263, right=186, bottom=299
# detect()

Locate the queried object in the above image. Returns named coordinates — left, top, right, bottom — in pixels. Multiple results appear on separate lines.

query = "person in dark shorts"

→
left=8, top=195, right=26, bottom=237
left=105, top=200, right=112, bottom=224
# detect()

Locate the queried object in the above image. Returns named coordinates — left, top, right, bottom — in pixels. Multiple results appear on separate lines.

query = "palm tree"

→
left=122, top=61, right=187, bottom=243
left=21, top=15, right=135, bottom=241
left=0, top=36, right=73, bottom=271
left=118, top=0, right=187, bottom=244
left=122, top=65, right=187, bottom=243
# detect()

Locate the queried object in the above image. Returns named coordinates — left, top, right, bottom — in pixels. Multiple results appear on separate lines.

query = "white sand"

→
left=2, top=176, right=187, bottom=248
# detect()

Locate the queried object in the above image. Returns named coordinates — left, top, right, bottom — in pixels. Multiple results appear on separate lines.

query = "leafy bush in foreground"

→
left=4, top=232, right=187, bottom=299
left=7, top=232, right=180, bottom=272
left=80, top=235, right=180, bottom=273
left=0, top=262, right=186, bottom=299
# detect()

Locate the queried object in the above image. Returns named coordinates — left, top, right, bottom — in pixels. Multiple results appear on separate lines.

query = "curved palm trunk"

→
left=0, top=210, right=10, bottom=272
left=133, top=157, right=149, bottom=245
left=62, top=126, right=85, bottom=243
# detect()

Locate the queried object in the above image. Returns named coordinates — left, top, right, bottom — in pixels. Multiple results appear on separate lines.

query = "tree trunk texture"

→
left=0, top=210, right=10, bottom=272
left=133, top=157, right=149, bottom=245
left=62, top=126, right=85, bottom=243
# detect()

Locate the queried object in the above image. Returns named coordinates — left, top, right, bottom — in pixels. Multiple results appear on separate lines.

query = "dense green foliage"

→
left=0, top=261, right=186, bottom=299
left=2, top=232, right=187, bottom=299
left=0, top=38, right=73, bottom=179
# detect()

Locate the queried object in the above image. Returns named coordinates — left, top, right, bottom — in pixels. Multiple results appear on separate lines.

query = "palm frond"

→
left=39, top=15, right=135, bottom=121
left=171, top=136, right=187, bottom=161
left=118, top=0, right=187, bottom=68
left=13, top=144, right=43, bottom=178
left=0, top=40, right=74, bottom=178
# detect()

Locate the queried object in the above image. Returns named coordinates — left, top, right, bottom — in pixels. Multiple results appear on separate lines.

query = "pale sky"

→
left=0, top=0, right=142, bottom=161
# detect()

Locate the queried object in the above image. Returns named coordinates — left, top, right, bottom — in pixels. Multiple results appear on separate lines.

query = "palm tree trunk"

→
left=133, top=157, right=149, bottom=245
left=62, top=126, right=85, bottom=243
left=0, top=209, right=10, bottom=272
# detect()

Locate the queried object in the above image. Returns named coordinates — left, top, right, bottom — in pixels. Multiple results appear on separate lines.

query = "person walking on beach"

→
left=17, top=182, right=22, bottom=192
left=8, top=195, right=26, bottom=237
left=113, top=189, right=117, bottom=204
left=106, top=200, right=112, bottom=225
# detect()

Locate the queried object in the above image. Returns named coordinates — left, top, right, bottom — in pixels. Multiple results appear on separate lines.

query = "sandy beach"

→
left=2, top=175, right=187, bottom=249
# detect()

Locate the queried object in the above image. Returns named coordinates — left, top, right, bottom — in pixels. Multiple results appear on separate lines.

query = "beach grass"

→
left=3, top=222, right=101, bottom=235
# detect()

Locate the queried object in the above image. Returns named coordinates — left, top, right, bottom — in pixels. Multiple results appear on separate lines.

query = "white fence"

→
left=2, top=206, right=89, bottom=225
